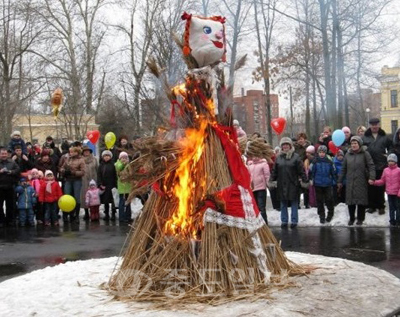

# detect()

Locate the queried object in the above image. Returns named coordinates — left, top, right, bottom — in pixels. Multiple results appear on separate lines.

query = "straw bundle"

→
left=246, top=138, right=274, bottom=163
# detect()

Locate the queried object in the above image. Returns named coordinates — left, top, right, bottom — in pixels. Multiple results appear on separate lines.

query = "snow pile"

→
left=267, top=203, right=391, bottom=227
left=0, top=253, right=399, bottom=316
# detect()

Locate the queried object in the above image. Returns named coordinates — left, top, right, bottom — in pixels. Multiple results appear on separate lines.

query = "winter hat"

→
left=20, top=177, right=27, bottom=182
left=387, top=153, right=398, bottom=163
left=82, top=145, right=92, bottom=153
left=342, top=126, right=351, bottom=134
left=11, top=130, right=21, bottom=137
left=233, top=119, right=239, bottom=126
left=306, top=145, right=315, bottom=153
left=101, top=150, right=113, bottom=158
left=318, top=145, right=327, bottom=153
left=119, top=151, right=129, bottom=159
left=41, top=149, right=51, bottom=157
left=350, top=135, right=363, bottom=146
left=336, top=150, right=344, bottom=157
left=45, top=170, right=53, bottom=177
left=279, top=137, right=293, bottom=148
left=89, top=179, right=97, bottom=186
left=31, top=168, right=39, bottom=174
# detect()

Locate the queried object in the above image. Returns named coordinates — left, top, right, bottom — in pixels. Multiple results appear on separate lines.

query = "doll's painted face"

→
left=188, top=17, right=225, bottom=67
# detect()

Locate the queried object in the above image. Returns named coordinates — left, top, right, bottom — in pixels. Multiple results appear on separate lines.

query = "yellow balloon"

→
left=58, top=195, right=76, bottom=212
left=105, top=132, right=116, bottom=149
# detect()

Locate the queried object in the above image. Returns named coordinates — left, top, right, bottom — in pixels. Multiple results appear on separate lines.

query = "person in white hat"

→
left=115, top=151, right=132, bottom=223
left=233, top=119, right=247, bottom=138
left=269, top=137, right=308, bottom=229
left=98, top=150, right=117, bottom=221
left=8, top=130, right=28, bottom=155
left=373, top=153, right=400, bottom=226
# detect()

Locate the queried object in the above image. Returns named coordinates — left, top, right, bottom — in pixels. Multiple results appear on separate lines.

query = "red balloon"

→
left=328, top=141, right=339, bottom=155
left=86, top=130, right=100, bottom=144
left=271, top=118, right=286, bottom=135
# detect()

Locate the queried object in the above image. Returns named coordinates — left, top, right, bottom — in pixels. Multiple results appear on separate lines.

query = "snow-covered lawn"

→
left=1, top=252, right=399, bottom=316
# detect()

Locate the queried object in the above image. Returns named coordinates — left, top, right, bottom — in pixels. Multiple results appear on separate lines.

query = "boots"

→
left=83, top=208, right=89, bottom=221
left=111, top=209, right=116, bottom=221
left=73, top=203, right=81, bottom=224
left=63, top=212, right=69, bottom=223
left=103, top=211, right=110, bottom=221
left=326, top=211, right=334, bottom=223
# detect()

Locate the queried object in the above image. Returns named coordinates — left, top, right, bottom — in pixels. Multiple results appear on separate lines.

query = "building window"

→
left=391, top=120, right=398, bottom=135
left=391, top=90, right=397, bottom=108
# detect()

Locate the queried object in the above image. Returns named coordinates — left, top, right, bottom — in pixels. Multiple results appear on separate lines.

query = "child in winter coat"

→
left=247, top=157, right=270, bottom=224
left=85, top=179, right=104, bottom=221
left=115, top=152, right=132, bottom=223
left=309, top=145, right=336, bottom=224
left=373, top=153, right=400, bottom=226
left=304, top=146, right=317, bottom=207
left=38, top=170, right=63, bottom=226
left=29, top=168, right=43, bottom=224
left=333, top=150, right=346, bottom=205
left=15, top=177, right=37, bottom=226
left=97, top=150, right=117, bottom=221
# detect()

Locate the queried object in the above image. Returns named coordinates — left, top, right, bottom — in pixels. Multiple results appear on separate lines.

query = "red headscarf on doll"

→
left=182, top=12, right=226, bottom=67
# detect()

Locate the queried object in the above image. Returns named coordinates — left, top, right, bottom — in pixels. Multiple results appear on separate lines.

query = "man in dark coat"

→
left=0, top=147, right=20, bottom=227
left=362, top=118, right=392, bottom=215
left=269, top=137, right=308, bottom=228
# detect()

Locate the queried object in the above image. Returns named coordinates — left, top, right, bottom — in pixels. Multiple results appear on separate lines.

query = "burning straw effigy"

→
left=107, top=12, right=305, bottom=304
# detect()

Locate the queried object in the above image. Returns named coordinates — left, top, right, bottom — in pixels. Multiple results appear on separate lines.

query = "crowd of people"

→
left=0, top=131, right=141, bottom=228
left=1, top=117, right=399, bottom=230
left=241, top=118, right=400, bottom=228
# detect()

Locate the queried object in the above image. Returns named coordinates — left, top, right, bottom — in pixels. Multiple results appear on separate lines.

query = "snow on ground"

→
left=1, top=252, right=399, bottom=316
left=267, top=203, right=392, bottom=227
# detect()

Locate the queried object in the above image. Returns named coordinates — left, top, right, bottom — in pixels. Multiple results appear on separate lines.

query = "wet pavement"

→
left=1, top=222, right=400, bottom=283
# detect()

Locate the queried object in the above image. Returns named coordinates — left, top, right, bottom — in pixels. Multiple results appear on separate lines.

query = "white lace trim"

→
left=238, top=185, right=257, bottom=219
left=203, top=208, right=265, bottom=231
left=203, top=208, right=270, bottom=283
left=249, top=233, right=271, bottom=283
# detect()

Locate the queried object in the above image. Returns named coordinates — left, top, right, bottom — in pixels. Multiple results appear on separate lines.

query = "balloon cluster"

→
left=86, top=130, right=116, bottom=149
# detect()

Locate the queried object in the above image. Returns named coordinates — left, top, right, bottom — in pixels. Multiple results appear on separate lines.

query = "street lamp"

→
left=366, top=108, right=370, bottom=127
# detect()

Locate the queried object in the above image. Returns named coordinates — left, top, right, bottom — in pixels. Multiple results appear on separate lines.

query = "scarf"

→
left=46, top=180, right=54, bottom=194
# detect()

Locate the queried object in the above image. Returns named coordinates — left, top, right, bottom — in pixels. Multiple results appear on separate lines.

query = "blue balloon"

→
left=83, top=139, right=97, bottom=156
left=332, top=129, right=345, bottom=147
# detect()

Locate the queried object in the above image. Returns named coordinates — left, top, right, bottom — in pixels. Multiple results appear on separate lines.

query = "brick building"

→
left=233, top=89, right=279, bottom=137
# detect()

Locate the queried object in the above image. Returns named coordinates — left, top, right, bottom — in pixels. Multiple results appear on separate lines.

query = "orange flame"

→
left=164, top=119, right=208, bottom=238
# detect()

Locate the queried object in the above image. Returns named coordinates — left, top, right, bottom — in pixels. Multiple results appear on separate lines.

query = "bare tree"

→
left=114, top=0, right=164, bottom=136
left=0, top=0, right=41, bottom=144
left=30, top=0, right=109, bottom=140
left=252, top=0, right=278, bottom=144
